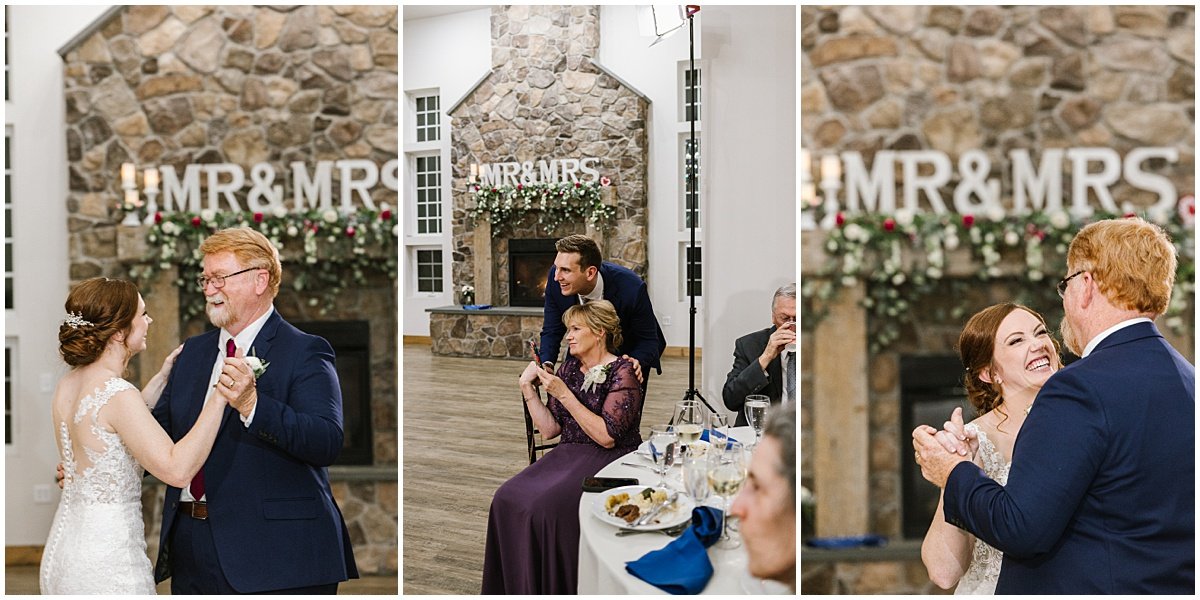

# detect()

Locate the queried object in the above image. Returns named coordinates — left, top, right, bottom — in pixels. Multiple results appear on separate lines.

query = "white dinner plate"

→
left=635, top=439, right=710, bottom=459
left=591, top=485, right=696, bottom=531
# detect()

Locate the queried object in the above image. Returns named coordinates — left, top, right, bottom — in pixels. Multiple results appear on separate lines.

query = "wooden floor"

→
left=401, top=343, right=700, bottom=595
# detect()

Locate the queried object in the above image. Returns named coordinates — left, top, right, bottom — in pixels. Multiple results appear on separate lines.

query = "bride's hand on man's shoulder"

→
left=158, top=344, right=184, bottom=378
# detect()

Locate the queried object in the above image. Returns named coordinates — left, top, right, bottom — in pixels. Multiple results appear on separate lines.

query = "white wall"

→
left=699, top=6, right=798, bottom=407
left=402, top=7, right=491, bottom=336
left=598, top=5, right=701, bottom=354
left=5, top=4, right=114, bottom=546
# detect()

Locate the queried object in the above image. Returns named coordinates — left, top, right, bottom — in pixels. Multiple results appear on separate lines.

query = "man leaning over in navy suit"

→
left=538, top=234, right=666, bottom=395
left=913, top=217, right=1194, bottom=594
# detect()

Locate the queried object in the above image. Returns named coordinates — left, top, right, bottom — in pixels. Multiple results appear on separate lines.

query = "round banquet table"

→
left=576, top=426, right=791, bottom=594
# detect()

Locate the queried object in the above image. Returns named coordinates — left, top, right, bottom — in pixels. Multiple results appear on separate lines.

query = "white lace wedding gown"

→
left=40, top=377, right=156, bottom=594
left=954, top=423, right=1009, bottom=595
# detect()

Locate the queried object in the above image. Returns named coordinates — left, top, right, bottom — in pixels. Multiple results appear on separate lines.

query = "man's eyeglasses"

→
left=1057, top=270, right=1085, bottom=297
left=197, top=267, right=259, bottom=290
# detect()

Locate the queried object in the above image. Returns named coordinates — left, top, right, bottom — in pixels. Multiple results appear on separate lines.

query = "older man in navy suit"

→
left=914, top=218, right=1194, bottom=593
left=152, top=228, right=357, bottom=594
left=538, top=234, right=666, bottom=391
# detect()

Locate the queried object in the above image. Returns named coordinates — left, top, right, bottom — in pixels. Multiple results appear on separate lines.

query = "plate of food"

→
left=592, top=485, right=695, bottom=531
left=636, top=439, right=710, bottom=460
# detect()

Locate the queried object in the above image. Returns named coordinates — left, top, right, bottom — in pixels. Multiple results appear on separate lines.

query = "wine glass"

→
left=648, top=424, right=678, bottom=488
left=673, top=400, right=704, bottom=451
left=744, top=395, right=770, bottom=449
left=707, top=439, right=747, bottom=548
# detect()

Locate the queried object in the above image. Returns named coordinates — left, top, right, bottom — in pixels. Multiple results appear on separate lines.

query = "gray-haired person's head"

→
left=772, top=283, right=796, bottom=311
left=764, top=405, right=796, bottom=502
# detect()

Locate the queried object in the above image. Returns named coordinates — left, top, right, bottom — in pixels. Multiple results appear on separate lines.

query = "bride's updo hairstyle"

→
left=563, top=300, right=623, bottom=354
left=957, top=302, right=1058, bottom=417
left=59, top=277, right=139, bottom=367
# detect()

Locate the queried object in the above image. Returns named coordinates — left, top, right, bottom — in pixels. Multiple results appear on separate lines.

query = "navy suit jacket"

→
left=944, top=321, right=1194, bottom=593
left=540, top=261, right=666, bottom=374
left=152, top=311, right=358, bottom=592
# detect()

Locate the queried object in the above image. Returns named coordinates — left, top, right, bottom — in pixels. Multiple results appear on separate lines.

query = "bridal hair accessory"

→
left=63, top=311, right=94, bottom=329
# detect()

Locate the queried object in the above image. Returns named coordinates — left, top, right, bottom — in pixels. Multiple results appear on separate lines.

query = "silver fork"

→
left=615, top=521, right=690, bottom=537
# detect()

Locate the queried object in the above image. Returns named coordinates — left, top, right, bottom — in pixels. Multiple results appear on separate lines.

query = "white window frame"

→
left=679, top=133, right=700, bottom=231
left=412, top=246, right=445, bottom=296
left=411, top=153, right=443, bottom=236
left=4, top=341, right=13, bottom=446
left=678, top=242, right=702, bottom=302
left=678, top=61, right=701, bottom=124
left=5, top=127, right=13, bottom=312
left=414, top=93, right=441, bottom=143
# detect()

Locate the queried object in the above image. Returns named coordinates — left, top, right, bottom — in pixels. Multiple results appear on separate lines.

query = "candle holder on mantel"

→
left=119, top=162, right=142, bottom=226
left=142, top=167, right=160, bottom=224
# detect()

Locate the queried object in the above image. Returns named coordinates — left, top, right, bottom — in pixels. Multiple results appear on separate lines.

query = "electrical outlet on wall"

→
left=33, top=484, right=55, bottom=504
left=662, top=316, right=672, bottom=326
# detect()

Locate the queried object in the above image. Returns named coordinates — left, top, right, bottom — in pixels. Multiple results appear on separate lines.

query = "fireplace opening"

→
left=899, top=354, right=969, bottom=539
left=509, top=238, right=557, bottom=307
left=293, top=320, right=373, bottom=465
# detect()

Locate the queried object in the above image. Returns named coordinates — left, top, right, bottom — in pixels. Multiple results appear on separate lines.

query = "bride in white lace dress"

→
left=918, top=304, right=1062, bottom=594
left=40, top=278, right=228, bottom=594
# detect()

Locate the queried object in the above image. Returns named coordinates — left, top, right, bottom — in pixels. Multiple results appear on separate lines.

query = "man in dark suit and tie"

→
left=913, top=218, right=1194, bottom=593
left=152, top=227, right=358, bottom=593
left=538, top=234, right=666, bottom=391
left=723, top=284, right=796, bottom=426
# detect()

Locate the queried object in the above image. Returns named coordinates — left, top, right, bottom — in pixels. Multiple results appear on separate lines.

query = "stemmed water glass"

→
left=708, top=410, right=732, bottom=446
left=672, top=400, right=705, bottom=449
left=682, top=450, right=710, bottom=505
left=648, top=424, right=678, bottom=488
left=744, top=395, right=770, bottom=449
left=707, top=439, right=747, bottom=548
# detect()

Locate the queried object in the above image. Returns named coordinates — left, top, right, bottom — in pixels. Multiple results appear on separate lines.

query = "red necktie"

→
left=188, top=339, right=235, bottom=499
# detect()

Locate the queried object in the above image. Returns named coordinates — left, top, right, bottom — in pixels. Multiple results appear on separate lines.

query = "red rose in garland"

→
left=883, top=217, right=896, bottom=232
left=962, top=214, right=975, bottom=227
left=835, top=212, right=845, bottom=227
left=191, top=216, right=202, bottom=227
left=253, top=212, right=264, bottom=223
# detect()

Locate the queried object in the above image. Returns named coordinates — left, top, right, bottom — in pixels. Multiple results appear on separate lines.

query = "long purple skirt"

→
left=481, top=442, right=633, bottom=594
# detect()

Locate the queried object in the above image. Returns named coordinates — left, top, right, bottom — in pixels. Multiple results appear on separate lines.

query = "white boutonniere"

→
left=581, top=363, right=612, bottom=393
left=245, top=347, right=270, bottom=379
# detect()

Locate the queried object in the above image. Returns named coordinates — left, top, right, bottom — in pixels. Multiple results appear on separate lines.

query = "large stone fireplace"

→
left=429, top=5, right=650, bottom=359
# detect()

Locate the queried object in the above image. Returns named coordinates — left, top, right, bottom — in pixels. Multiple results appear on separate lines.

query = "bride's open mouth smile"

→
left=1025, top=356, right=1052, bottom=372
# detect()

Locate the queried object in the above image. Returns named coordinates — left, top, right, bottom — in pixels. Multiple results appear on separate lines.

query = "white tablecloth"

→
left=576, top=426, right=789, bottom=594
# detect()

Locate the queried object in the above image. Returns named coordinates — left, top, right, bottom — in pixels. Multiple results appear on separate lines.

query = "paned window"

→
left=683, top=137, right=700, bottom=229
left=415, top=155, right=441, bottom=235
left=681, top=244, right=702, bottom=299
left=5, top=129, right=12, bottom=310
left=415, top=95, right=440, bottom=143
left=5, top=344, right=12, bottom=445
left=415, top=248, right=443, bottom=293
left=683, top=66, right=701, bottom=122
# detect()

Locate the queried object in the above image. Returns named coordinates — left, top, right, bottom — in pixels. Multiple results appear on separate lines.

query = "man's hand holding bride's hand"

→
left=216, top=347, right=256, bottom=416
left=912, top=408, right=976, bottom=488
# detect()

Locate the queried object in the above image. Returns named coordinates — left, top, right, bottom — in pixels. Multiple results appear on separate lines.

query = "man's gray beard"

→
left=206, top=303, right=235, bottom=330
left=1060, top=316, right=1083, bottom=356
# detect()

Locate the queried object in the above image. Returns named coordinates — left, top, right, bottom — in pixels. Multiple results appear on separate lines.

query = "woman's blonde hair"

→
left=562, top=299, right=623, bottom=354
left=198, top=227, right=282, bottom=296
left=1067, top=218, right=1176, bottom=315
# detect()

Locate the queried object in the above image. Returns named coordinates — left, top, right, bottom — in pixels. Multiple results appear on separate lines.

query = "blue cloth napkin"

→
left=625, top=506, right=723, bottom=594
left=805, top=534, right=887, bottom=549
left=462, top=304, right=492, bottom=310
left=699, top=429, right=739, bottom=445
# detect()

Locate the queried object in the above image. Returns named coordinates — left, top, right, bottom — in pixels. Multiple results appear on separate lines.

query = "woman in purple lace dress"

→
left=481, top=300, right=644, bottom=594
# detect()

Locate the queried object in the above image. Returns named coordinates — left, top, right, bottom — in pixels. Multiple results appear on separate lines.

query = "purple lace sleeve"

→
left=599, top=360, right=644, bottom=448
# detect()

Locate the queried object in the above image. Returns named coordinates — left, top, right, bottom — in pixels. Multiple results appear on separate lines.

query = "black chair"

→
left=522, top=392, right=559, bottom=464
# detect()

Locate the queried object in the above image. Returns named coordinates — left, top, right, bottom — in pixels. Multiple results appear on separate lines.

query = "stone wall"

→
left=63, top=4, right=398, bottom=280
left=449, top=5, right=650, bottom=299
left=429, top=310, right=545, bottom=359
left=802, top=5, right=1195, bottom=207
left=63, top=5, right=398, bottom=576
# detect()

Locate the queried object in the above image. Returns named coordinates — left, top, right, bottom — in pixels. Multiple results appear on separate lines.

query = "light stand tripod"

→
left=677, top=6, right=717, bottom=417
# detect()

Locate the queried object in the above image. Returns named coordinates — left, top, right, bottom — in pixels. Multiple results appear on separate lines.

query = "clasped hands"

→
left=520, top=361, right=569, bottom=400
left=911, top=407, right=981, bottom=488
left=214, top=347, right=257, bottom=418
